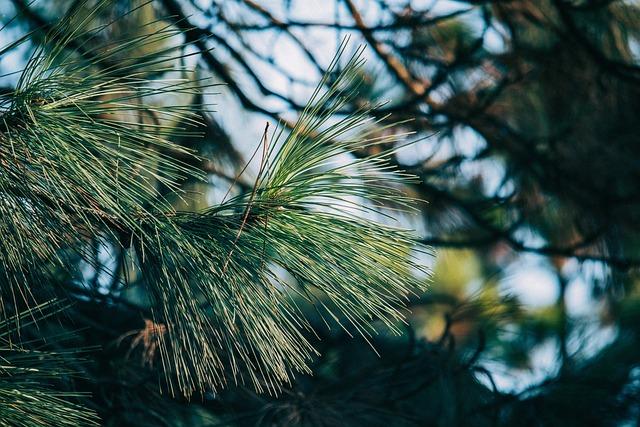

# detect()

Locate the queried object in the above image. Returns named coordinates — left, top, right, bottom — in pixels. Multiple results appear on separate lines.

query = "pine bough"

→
left=0, top=0, right=430, bottom=420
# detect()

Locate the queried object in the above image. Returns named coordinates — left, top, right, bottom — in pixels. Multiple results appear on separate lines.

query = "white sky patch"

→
left=500, top=255, right=558, bottom=307
left=479, top=338, right=560, bottom=393
left=565, top=275, right=592, bottom=316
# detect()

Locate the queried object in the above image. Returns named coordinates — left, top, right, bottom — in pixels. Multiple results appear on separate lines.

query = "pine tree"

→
left=0, top=1, right=428, bottom=424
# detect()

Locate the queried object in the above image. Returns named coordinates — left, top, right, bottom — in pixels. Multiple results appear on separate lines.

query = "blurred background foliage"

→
left=2, top=0, right=640, bottom=425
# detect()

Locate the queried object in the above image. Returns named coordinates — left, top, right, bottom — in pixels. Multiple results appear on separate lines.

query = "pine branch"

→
left=0, top=2, right=430, bottom=399
left=0, top=0, right=215, bottom=307
left=0, top=301, right=99, bottom=426
left=132, top=44, right=430, bottom=397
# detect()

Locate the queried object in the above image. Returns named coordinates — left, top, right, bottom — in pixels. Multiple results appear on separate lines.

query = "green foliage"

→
left=5, top=0, right=640, bottom=424
left=0, top=301, right=98, bottom=426
left=0, top=0, right=209, bottom=308
left=0, top=0, right=428, bottom=412
left=135, top=46, right=428, bottom=396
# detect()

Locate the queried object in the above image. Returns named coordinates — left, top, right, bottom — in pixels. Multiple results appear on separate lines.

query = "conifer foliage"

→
left=0, top=1, right=427, bottom=423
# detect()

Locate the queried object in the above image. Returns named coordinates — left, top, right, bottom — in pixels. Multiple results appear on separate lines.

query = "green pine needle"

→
left=134, top=45, right=430, bottom=396
left=0, top=1, right=430, bottom=400
left=0, top=301, right=99, bottom=426
left=0, top=0, right=215, bottom=308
